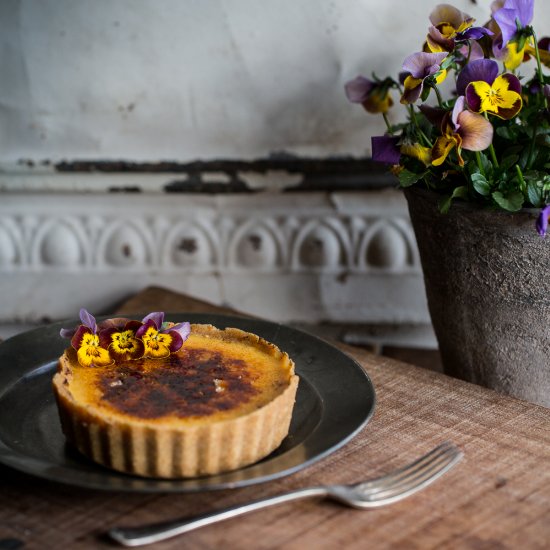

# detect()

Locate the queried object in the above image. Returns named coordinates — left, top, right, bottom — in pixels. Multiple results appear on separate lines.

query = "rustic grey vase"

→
left=404, top=186, right=550, bottom=407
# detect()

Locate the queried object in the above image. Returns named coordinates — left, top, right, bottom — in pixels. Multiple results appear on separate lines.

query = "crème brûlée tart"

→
left=52, top=314, right=299, bottom=479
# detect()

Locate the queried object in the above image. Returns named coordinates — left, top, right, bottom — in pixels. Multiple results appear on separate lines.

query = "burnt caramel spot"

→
left=97, top=348, right=259, bottom=419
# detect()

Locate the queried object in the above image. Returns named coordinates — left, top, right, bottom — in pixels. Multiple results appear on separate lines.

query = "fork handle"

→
left=108, top=486, right=329, bottom=547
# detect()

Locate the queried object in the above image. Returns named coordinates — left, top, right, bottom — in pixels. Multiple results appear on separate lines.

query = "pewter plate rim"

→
left=0, top=313, right=376, bottom=493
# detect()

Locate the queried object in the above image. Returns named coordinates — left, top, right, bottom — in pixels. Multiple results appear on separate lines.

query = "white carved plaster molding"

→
left=0, top=184, right=430, bottom=328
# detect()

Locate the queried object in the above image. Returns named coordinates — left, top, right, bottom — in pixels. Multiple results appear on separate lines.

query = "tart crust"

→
left=52, top=324, right=299, bottom=478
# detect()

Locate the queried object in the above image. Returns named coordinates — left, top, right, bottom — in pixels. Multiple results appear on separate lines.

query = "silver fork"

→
left=108, top=441, right=463, bottom=547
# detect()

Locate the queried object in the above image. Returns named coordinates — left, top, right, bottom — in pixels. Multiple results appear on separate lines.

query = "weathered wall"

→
left=2, top=0, right=533, bottom=163
left=2, top=0, right=547, bottom=345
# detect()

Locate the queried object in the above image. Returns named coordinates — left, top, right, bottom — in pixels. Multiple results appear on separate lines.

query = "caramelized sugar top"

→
left=62, top=329, right=293, bottom=422
left=97, top=348, right=259, bottom=419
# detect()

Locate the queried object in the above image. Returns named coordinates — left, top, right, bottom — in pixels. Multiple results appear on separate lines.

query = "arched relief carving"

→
left=1, top=189, right=430, bottom=328
left=162, top=220, right=218, bottom=269
left=0, top=225, right=16, bottom=266
left=227, top=219, right=286, bottom=269
left=357, top=219, right=414, bottom=270
left=30, top=218, right=87, bottom=267
left=391, top=217, right=421, bottom=268
left=349, top=216, right=368, bottom=253
left=0, top=218, right=23, bottom=267
left=0, top=208, right=421, bottom=274
left=291, top=218, right=351, bottom=270
left=96, top=220, right=154, bottom=267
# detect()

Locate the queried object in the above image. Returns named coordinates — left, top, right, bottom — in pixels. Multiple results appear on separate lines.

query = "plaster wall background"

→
left=2, top=0, right=548, bottom=343
left=3, top=0, right=544, bottom=164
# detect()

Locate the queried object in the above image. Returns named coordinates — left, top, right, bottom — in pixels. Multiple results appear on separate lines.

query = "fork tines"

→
left=358, top=441, right=463, bottom=505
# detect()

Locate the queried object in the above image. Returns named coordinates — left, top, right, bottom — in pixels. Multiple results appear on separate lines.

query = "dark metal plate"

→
left=0, top=313, right=375, bottom=492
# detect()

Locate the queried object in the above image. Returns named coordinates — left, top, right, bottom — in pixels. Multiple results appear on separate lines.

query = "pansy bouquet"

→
left=346, top=0, right=550, bottom=234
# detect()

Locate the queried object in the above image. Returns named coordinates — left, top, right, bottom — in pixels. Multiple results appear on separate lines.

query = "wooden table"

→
left=1, top=286, right=550, bottom=549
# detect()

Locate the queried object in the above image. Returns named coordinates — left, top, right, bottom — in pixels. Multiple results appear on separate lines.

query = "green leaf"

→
left=477, top=152, right=494, bottom=180
left=492, top=190, right=524, bottom=211
left=466, top=160, right=480, bottom=178
left=519, top=146, right=533, bottom=170
left=420, top=84, right=431, bottom=103
left=527, top=181, right=543, bottom=207
left=471, top=173, right=491, bottom=196
left=398, top=169, right=426, bottom=188
left=496, top=126, right=517, bottom=140
left=439, top=185, right=468, bottom=214
left=504, top=145, right=524, bottom=157
left=537, top=135, right=550, bottom=148
left=439, top=196, right=452, bottom=214
left=452, top=185, right=468, bottom=199
left=499, top=154, right=519, bottom=172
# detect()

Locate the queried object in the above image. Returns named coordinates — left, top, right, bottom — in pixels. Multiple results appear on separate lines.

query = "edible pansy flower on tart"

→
left=60, top=310, right=191, bottom=366
left=98, top=318, right=145, bottom=362
left=63, top=309, right=114, bottom=368
left=135, top=312, right=191, bottom=359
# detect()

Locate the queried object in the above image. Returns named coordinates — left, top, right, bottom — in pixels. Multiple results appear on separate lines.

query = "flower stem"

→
left=515, top=164, right=527, bottom=195
left=409, top=106, right=433, bottom=147
left=483, top=113, right=499, bottom=168
left=488, top=144, right=499, bottom=168
left=382, top=113, right=393, bottom=134
left=527, top=119, right=538, bottom=170
left=432, top=84, right=444, bottom=108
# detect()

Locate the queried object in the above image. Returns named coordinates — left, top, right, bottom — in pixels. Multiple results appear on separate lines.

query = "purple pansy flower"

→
left=60, top=309, right=114, bottom=368
left=457, top=59, right=522, bottom=120
left=371, top=135, right=401, bottom=165
left=68, top=308, right=100, bottom=351
left=456, top=58, right=499, bottom=96
left=344, top=76, right=393, bottom=114
left=135, top=312, right=191, bottom=358
left=98, top=318, right=145, bottom=363
left=431, top=96, right=494, bottom=167
left=493, top=0, right=534, bottom=46
left=425, top=4, right=492, bottom=53
left=60, top=309, right=192, bottom=366
left=457, top=40, right=485, bottom=63
left=426, top=4, right=473, bottom=51
left=60, top=307, right=96, bottom=339
left=457, top=26, right=493, bottom=41
left=536, top=205, right=550, bottom=236
left=345, top=76, right=374, bottom=103
left=528, top=80, right=550, bottom=98
left=400, top=52, right=448, bottom=104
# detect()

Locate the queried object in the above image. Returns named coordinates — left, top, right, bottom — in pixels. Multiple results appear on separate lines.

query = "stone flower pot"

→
left=404, top=186, right=550, bottom=407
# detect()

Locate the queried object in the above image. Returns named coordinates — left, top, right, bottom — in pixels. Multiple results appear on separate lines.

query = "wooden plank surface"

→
left=1, top=286, right=550, bottom=549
